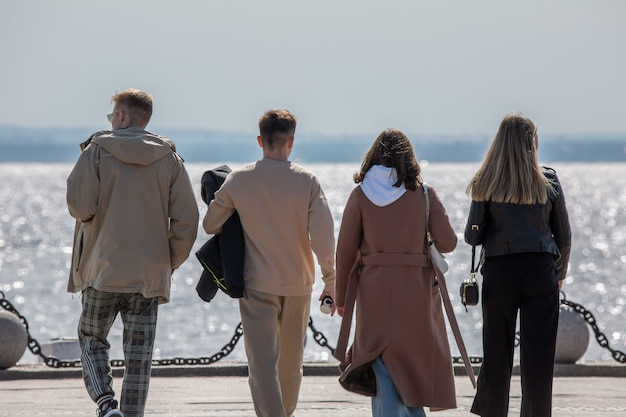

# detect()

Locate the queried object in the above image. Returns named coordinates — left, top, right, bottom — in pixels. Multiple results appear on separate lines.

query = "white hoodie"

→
left=360, top=165, right=407, bottom=207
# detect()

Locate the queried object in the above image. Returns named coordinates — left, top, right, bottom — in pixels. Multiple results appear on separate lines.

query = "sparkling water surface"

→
left=1, top=162, right=625, bottom=363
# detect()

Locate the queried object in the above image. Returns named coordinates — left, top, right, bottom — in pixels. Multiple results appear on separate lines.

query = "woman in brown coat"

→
left=334, top=129, right=458, bottom=416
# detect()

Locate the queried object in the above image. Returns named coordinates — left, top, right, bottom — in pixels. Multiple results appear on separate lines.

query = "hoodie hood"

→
left=85, top=127, right=176, bottom=166
left=360, top=165, right=407, bottom=207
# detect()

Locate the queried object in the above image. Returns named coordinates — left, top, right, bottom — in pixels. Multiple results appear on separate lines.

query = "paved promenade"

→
left=1, top=362, right=625, bottom=416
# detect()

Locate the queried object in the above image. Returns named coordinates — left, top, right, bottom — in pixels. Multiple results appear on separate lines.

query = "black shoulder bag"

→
left=460, top=243, right=480, bottom=312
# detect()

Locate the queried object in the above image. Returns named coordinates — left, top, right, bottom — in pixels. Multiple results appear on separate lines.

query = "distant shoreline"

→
left=1, top=126, right=625, bottom=163
left=1, top=141, right=626, bottom=163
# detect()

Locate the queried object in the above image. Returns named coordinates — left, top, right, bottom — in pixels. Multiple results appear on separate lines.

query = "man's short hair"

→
left=258, top=109, right=297, bottom=150
left=111, top=88, right=153, bottom=126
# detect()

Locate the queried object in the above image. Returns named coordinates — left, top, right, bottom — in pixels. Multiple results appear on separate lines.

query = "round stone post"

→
left=0, top=310, right=28, bottom=369
left=555, top=306, right=590, bottom=364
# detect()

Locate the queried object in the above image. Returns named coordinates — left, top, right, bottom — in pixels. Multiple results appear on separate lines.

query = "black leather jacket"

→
left=465, top=167, right=571, bottom=280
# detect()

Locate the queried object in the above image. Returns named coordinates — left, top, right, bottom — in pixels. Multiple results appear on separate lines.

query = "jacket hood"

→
left=360, top=165, right=407, bottom=207
left=86, top=127, right=177, bottom=166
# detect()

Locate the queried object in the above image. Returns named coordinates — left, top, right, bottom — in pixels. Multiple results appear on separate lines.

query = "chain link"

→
left=307, top=317, right=335, bottom=355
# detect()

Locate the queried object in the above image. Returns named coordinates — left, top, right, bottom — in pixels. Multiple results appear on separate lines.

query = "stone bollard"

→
left=555, top=306, right=590, bottom=364
left=38, top=337, right=81, bottom=362
left=0, top=310, right=28, bottom=369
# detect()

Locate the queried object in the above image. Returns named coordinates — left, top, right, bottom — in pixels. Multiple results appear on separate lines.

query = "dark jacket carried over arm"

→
left=465, top=167, right=571, bottom=281
left=195, top=165, right=245, bottom=301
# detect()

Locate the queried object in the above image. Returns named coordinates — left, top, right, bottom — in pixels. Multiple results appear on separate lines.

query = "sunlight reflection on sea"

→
left=1, top=162, right=624, bottom=364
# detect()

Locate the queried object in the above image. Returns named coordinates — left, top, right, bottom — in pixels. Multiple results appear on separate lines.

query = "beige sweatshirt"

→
left=203, top=158, right=335, bottom=296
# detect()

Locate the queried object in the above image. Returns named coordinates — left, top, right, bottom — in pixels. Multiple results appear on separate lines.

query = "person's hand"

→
left=319, top=289, right=337, bottom=316
left=558, top=280, right=564, bottom=290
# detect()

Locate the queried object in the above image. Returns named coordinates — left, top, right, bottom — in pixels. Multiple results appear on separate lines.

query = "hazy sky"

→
left=1, top=0, right=625, bottom=136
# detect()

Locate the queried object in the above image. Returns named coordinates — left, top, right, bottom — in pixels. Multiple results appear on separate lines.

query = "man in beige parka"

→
left=66, top=88, right=199, bottom=417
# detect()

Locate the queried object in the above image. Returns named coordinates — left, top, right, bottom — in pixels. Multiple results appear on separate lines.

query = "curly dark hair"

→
left=354, top=128, right=421, bottom=191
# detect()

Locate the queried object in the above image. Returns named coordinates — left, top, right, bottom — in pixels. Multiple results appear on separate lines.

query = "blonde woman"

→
left=465, top=113, right=571, bottom=417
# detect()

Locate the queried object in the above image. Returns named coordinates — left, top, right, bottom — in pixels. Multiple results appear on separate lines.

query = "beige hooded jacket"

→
left=66, top=127, right=199, bottom=303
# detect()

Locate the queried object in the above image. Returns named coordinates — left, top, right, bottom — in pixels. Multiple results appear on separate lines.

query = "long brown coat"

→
left=335, top=184, right=458, bottom=410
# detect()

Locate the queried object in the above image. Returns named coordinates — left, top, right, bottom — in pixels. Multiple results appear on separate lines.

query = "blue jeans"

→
left=371, top=356, right=426, bottom=417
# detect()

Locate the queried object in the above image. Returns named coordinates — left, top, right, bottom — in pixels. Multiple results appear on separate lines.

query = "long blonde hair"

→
left=467, top=113, right=553, bottom=204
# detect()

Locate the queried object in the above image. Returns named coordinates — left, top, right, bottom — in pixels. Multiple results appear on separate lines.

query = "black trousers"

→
left=470, top=253, right=559, bottom=417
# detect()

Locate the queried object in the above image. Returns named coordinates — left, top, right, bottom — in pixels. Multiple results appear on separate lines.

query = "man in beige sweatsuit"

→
left=203, top=109, right=336, bottom=417
left=67, top=88, right=198, bottom=417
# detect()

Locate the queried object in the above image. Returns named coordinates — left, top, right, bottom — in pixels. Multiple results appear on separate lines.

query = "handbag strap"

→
left=432, top=253, right=477, bottom=389
left=469, top=221, right=484, bottom=280
left=471, top=244, right=478, bottom=278
left=423, top=182, right=477, bottom=389
left=422, top=183, right=433, bottom=242
left=470, top=241, right=485, bottom=281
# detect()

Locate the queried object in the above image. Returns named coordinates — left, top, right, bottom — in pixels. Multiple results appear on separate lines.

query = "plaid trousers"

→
left=78, top=287, right=159, bottom=417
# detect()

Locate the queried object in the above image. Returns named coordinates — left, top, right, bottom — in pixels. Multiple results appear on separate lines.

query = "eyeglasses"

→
left=106, top=110, right=123, bottom=123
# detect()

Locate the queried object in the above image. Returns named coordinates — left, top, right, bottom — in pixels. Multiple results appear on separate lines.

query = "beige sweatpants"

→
left=239, top=288, right=311, bottom=417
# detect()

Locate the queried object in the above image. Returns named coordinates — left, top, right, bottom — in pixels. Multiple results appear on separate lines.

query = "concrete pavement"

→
left=1, top=362, right=625, bottom=416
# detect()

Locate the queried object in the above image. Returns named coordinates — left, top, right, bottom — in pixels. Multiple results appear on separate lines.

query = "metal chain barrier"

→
left=510, top=293, right=626, bottom=363
left=0, top=291, right=329, bottom=368
left=150, top=322, right=244, bottom=367
left=3, top=290, right=624, bottom=367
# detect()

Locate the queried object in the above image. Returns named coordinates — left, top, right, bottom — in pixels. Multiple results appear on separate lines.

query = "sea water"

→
left=1, top=162, right=625, bottom=364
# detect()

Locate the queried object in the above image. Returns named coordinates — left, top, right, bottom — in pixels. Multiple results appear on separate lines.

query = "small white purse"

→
left=429, top=240, right=449, bottom=273
left=422, top=183, right=449, bottom=274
